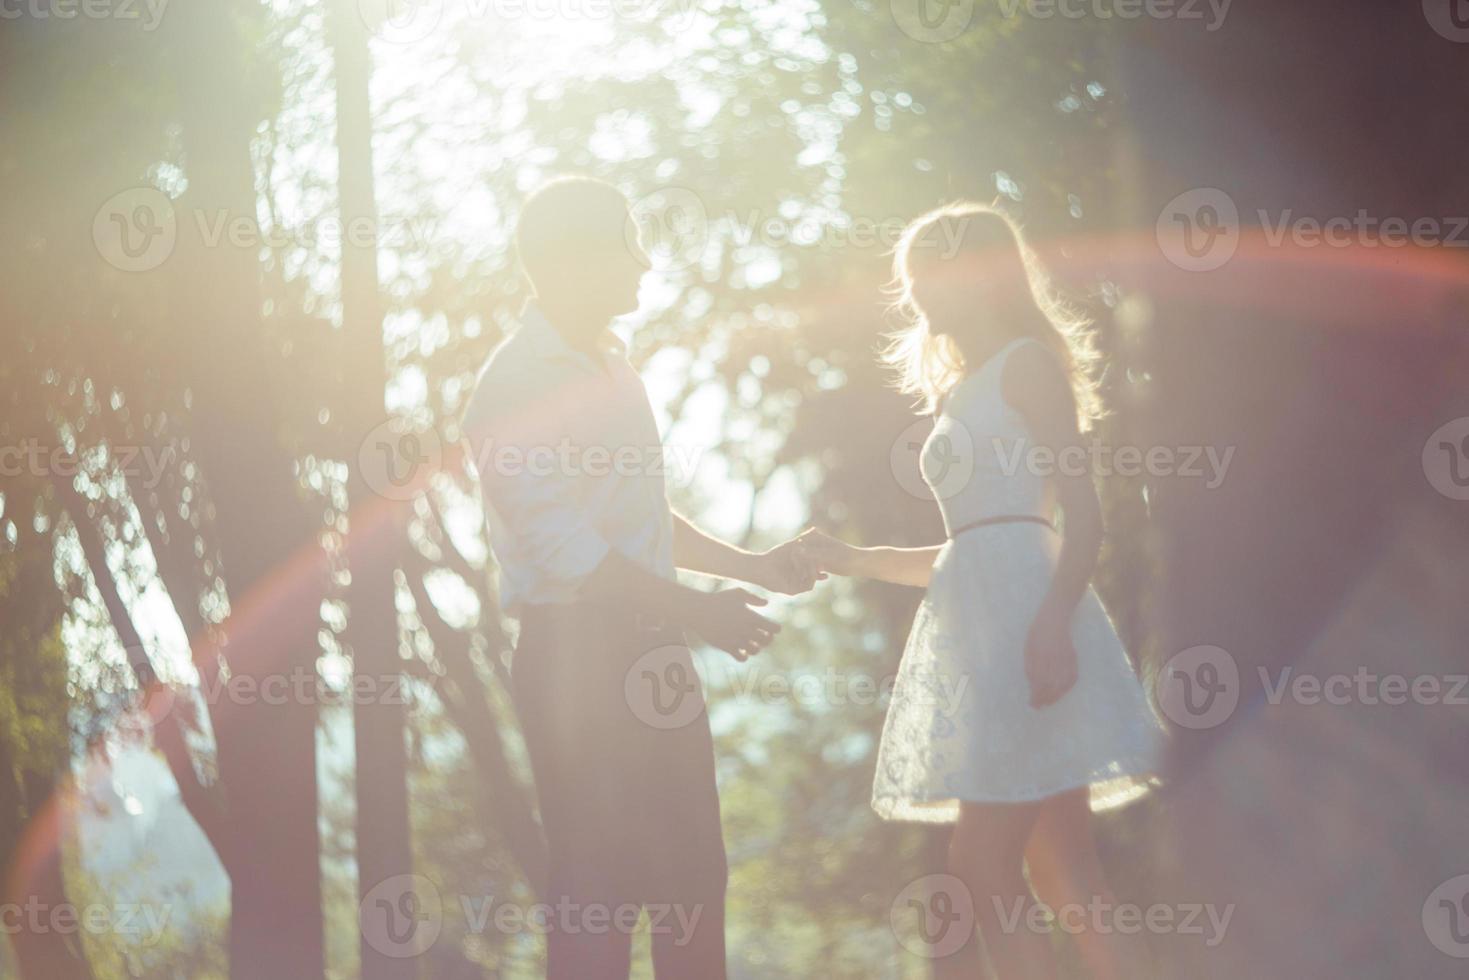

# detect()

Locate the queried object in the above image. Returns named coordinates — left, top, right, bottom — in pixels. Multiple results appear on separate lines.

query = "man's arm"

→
left=466, top=374, right=780, bottom=660
left=582, top=551, right=778, bottom=662
left=672, top=514, right=823, bottom=595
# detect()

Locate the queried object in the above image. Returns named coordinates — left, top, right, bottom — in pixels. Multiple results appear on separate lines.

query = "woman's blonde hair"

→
left=881, top=202, right=1103, bottom=429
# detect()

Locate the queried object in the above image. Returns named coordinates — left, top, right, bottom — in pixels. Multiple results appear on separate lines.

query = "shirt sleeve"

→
left=461, top=367, right=611, bottom=592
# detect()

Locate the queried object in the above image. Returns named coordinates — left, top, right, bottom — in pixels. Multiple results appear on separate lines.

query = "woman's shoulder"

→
left=999, top=337, right=1075, bottom=422
left=966, top=336, right=1052, bottom=392
left=938, top=337, right=1059, bottom=417
left=998, top=335, right=1053, bottom=369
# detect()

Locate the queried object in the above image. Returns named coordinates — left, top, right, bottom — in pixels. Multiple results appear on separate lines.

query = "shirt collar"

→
left=518, top=303, right=627, bottom=365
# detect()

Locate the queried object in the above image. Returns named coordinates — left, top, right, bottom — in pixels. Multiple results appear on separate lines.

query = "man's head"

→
left=515, top=177, right=649, bottom=328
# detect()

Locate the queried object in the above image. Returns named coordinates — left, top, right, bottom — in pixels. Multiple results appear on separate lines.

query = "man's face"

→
left=592, top=209, right=649, bottom=317
left=526, top=201, right=650, bottom=326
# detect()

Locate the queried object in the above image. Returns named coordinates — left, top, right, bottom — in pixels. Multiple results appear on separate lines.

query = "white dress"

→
left=872, top=337, right=1162, bottom=823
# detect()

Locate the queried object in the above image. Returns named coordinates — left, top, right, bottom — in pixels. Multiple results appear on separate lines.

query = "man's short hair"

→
left=515, top=177, right=630, bottom=289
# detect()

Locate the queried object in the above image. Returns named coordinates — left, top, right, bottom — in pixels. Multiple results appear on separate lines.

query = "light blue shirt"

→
left=461, top=306, right=676, bottom=610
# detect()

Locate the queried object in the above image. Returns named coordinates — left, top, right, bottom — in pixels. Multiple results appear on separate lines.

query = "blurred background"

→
left=2, top=0, right=1468, bottom=977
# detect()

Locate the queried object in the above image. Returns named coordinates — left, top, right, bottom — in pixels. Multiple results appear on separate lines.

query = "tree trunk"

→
left=328, top=2, right=417, bottom=978
left=6, top=772, right=97, bottom=980
left=167, top=2, right=327, bottom=977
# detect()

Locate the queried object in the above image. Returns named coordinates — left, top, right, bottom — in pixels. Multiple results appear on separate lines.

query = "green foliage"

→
left=2, top=2, right=1167, bottom=976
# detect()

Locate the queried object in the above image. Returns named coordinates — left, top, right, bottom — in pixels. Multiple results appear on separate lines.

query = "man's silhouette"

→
left=462, top=177, right=817, bottom=979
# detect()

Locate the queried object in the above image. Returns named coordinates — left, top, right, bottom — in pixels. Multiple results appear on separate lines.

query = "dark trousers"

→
left=512, top=603, right=728, bottom=980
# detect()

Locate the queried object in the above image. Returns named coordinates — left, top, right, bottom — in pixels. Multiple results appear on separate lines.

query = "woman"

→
left=802, top=203, right=1161, bottom=978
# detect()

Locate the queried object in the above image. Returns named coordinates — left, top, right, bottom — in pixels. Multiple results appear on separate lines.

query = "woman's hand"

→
left=1024, top=602, right=1078, bottom=708
left=796, top=528, right=861, bottom=577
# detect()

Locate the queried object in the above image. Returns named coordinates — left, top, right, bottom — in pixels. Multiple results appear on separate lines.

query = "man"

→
left=461, top=176, right=818, bottom=978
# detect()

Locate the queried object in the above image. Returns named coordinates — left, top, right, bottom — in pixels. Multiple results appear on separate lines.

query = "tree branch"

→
left=404, top=572, right=546, bottom=895
left=50, top=473, right=235, bottom=873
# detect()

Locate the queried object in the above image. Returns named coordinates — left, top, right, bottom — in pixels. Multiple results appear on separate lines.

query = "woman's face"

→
left=910, top=247, right=1029, bottom=351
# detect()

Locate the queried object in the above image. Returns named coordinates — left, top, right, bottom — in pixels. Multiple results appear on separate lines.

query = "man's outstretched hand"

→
left=749, top=537, right=827, bottom=595
left=685, top=588, right=781, bottom=661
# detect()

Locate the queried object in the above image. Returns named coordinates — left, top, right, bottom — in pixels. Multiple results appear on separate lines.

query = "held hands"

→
left=750, top=537, right=828, bottom=595
left=1024, top=602, right=1078, bottom=708
left=691, top=535, right=826, bottom=660
left=688, top=530, right=852, bottom=660
left=795, top=528, right=860, bottom=577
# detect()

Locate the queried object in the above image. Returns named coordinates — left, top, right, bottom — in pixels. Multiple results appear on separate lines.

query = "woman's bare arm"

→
left=798, top=530, right=942, bottom=589
left=1002, top=340, right=1101, bottom=706
left=1002, top=342, right=1103, bottom=619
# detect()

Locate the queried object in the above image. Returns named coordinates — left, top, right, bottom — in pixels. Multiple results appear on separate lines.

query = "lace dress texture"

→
left=871, top=338, right=1162, bottom=822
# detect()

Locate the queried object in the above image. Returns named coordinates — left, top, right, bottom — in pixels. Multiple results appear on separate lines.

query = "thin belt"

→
left=948, top=515, right=1055, bottom=539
